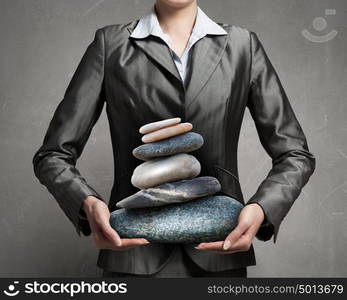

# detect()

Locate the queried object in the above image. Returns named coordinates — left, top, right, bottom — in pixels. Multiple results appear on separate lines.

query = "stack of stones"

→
left=117, top=117, right=221, bottom=208
left=110, top=117, right=244, bottom=243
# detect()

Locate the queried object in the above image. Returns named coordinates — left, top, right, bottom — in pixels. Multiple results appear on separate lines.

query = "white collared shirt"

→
left=130, top=5, right=227, bottom=87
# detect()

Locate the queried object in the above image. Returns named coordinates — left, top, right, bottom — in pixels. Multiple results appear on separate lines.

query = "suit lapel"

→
left=185, top=32, right=229, bottom=108
left=126, top=21, right=230, bottom=107
left=127, top=21, right=181, bottom=82
left=131, top=37, right=182, bottom=82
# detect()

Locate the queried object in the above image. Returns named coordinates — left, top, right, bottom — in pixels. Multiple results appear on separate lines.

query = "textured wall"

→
left=0, top=0, right=346, bottom=277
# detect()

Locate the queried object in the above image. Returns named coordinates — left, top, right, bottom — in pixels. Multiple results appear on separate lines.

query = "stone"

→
left=110, top=195, right=244, bottom=243
left=133, top=132, right=204, bottom=161
left=142, top=123, right=193, bottom=143
left=139, top=117, right=181, bottom=134
left=131, top=153, right=201, bottom=189
left=116, top=176, right=221, bottom=208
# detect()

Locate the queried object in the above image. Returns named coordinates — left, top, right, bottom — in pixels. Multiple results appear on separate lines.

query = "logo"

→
left=302, top=9, right=338, bottom=43
left=3, top=280, right=127, bottom=297
left=3, top=281, right=20, bottom=297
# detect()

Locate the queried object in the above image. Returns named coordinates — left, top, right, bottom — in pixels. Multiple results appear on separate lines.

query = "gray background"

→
left=0, top=0, right=346, bottom=277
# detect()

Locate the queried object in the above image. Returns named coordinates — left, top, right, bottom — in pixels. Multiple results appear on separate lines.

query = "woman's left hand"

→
left=195, top=203, right=265, bottom=254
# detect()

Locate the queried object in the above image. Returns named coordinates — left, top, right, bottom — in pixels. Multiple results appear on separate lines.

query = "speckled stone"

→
left=142, top=123, right=193, bottom=143
left=139, top=117, right=181, bottom=134
left=116, top=176, right=221, bottom=209
left=133, top=132, right=204, bottom=161
left=110, top=195, right=243, bottom=243
left=131, top=153, right=201, bottom=189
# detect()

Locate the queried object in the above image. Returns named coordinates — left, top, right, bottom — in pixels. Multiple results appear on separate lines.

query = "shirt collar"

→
left=130, top=5, right=227, bottom=40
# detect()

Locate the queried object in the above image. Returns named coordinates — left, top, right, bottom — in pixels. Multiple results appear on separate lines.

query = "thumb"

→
left=223, top=221, right=249, bottom=250
left=95, top=212, right=122, bottom=247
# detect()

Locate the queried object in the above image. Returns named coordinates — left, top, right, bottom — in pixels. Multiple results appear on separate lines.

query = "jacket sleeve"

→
left=32, top=28, right=107, bottom=237
left=244, top=31, right=316, bottom=243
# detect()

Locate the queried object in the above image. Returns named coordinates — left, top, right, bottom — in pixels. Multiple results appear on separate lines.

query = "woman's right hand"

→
left=83, top=196, right=150, bottom=250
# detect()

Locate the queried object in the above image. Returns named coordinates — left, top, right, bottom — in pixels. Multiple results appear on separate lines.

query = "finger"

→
left=196, top=235, right=253, bottom=254
left=223, top=222, right=249, bottom=250
left=93, top=213, right=122, bottom=247
left=104, top=238, right=150, bottom=251
left=89, top=217, right=119, bottom=249
left=100, top=222, right=122, bottom=247
left=195, top=241, right=224, bottom=251
left=94, top=237, right=149, bottom=251
left=226, top=234, right=253, bottom=252
left=118, top=238, right=150, bottom=248
left=195, top=240, right=244, bottom=253
left=194, top=242, right=241, bottom=254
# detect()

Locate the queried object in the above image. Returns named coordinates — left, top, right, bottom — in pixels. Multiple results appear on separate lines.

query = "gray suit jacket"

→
left=32, top=19, right=316, bottom=274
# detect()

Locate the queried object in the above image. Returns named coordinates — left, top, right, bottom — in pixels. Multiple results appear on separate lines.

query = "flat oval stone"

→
left=110, top=195, right=244, bottom=243
left=142, top=123, right=193, bottom=143
left=133, top=132, right=204, bottom=161
left=131, top=153, right=201, bottom=189
left=116, top=176, right=221, bottom=208
left=139, top=117, right=181, bottom=134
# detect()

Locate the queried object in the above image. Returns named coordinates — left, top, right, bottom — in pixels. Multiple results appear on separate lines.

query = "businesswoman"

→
left=32, top=0, right=316, bottom=277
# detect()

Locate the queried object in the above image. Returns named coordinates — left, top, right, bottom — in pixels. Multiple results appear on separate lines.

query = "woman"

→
left=32, top=0, right=316, bottom=277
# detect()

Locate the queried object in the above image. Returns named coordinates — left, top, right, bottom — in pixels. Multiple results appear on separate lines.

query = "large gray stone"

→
left=132, top=132, right=204, bottom=161
left=110, top=195, right=243, bottom=243
left=116, top=176, right=221, bottom=209
left=131, top=153, right=201, bottom=189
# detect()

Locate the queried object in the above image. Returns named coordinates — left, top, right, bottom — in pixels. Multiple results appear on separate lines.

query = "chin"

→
left=157, top=0, right=196, bottom=9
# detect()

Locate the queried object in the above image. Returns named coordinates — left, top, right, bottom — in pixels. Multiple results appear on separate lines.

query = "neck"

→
left=154, top=1, right=198, bottom=37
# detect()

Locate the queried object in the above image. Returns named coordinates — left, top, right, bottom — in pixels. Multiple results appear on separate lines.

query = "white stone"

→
left=139, top=117, right=181, bottom=134
left=131, top=153, right=201, bottom=189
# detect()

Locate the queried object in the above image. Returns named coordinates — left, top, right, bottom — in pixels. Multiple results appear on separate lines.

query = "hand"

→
left=83, top=196, right=150, bottom=250
left=195, top=203, right=265, bottom=254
